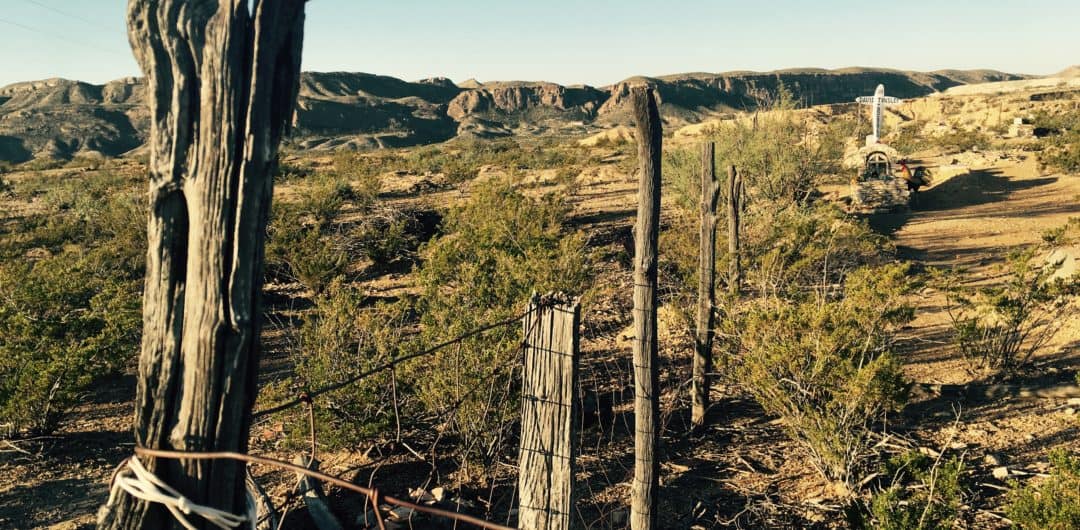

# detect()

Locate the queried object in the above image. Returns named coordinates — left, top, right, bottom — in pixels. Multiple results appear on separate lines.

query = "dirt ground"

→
left=2, top=144, right=1079, bottom=529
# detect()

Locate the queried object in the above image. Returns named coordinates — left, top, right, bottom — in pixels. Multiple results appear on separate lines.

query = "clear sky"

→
left=1, top=0, right=1077, bottom=88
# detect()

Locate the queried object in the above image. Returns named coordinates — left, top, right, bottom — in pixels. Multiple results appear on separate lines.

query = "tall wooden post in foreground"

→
left=630, top=87, right=662, bottom=530
left=518, top=293, right=581, bottom=530
left=727, top=166, right=742, bottom=294
left=692, top=143, right=720, bottom=427
left=99, top=1, right=306, bottom=528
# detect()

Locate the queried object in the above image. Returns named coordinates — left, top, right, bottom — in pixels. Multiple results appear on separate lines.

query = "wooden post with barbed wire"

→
left=98, top=1, right=306, bottom=528
left=518, top=292, right=581, bottom=530
left=630, top=86, right=662, bottom=530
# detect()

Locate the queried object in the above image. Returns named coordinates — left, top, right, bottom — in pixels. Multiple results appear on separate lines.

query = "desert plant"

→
left=702, top=83, right=847, bottom=205
left=748, top=203, right=887, bottom=300
left=0, top=173, right=145, bottom=435
left=738, top=263, right=914, bottom=485
left=0, top=245, right=141, bottom=435
left=265, top=208, right=349, bottom=293
left=931, top=129, right=991, bottom=154
left=1006, top=449, right=1080, bottom=529
left=1030, top=109, right=1080, bottom=173
left=940, top=248, right=1080, bottom=377
left=265, top=170, right=363, bottom=291
left=287, top=279, right=412, bottom=448
left=350, top=208, right=419, bottom=265
left=330, top=151, right=382, bottom=201
left=409, top=177, right=591, bottom=464
left=864, top=451, right=967, bottom=530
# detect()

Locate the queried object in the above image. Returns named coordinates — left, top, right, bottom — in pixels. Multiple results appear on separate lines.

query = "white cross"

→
left=856, top=84, right=901, bottom=146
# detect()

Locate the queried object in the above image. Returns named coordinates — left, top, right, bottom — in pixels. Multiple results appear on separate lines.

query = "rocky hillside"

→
left=0, top=67, right=1028, bottom=162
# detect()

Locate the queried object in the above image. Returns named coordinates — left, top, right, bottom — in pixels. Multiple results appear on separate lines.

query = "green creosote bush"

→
left=287, top=279, right=412, bottom=449
left=861, top=451, right=966, bottom=530
left=1030, top=109, right=1080, bottom=174
left=930, top=129, right=991, bottom=154
left=701, top=83, right=848, bottom=205
left=888, top=121, right=931, bottom=155
left=938, top=247, right=1080, bottom=378
left=400, top=138, right=593, bottom=184
left=0, top=173, right=145, bottom=436
left=408, top=176, right=591, bottom=466
left=1006, top=449, right=1080, bottom=530
left=738, top=263, right=915, bottom=485
left=265, top=168, right=367, bottom=293
left=747, top=203, right=887, bottom=300
left=350, top=210, right=418, bottom=266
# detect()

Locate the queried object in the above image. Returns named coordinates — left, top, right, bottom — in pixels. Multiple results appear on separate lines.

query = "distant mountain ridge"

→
left=0, top=67, right=1030, bottom=163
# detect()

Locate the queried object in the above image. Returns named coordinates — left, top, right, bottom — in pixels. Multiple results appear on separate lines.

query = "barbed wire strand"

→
left=132, top=447, right=516, bottom=530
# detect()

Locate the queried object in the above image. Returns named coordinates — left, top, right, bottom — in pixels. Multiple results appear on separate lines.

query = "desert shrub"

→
left=738, top=263, right=914, bottom=484
left=1030, top=107, right=1080, bottom=174
left=399, top=138, right=592, bottom=184
left=350, top=209, right=418, bottom=265
left=1038, top=130, right=1080, bottom=174
left=266, top=207, right=349, bottom=293
left=329, top=151, right=382, bottom=201
left=930, top=129, right=991, bottom=154
left=1006, top=449, right=1080, bottom=529
left=702, top=84, right=847, bottom=205
left=940, top=248, right=1079, bottom=377
left=409, top=177, right=591, bottom=464
left=889, top=121, right=931, bottom=154
left=265, top=171, right=361, bottom=292
left=747, top=204, right=887, bottom=299
left=18, top=158, right=65, bottom=171
left=0, top=183, right=144, bottom=435
left=288, top=280, right=412, bottom=448
left=65, top=154, right=106, bottom=170
left=864, top=451, right=966, bottom=530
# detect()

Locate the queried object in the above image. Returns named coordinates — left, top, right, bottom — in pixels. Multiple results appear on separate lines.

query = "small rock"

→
left=948, top=441, right=968, bottom=450
left=431, top=486, right=446, bottom=502
left=984, top=453, right=1004, bottom=466
left=992, top=466, right=1011, bottom=480
left=1064, top=407, right=1076, bottom=416
left=1067, top=397, right=1080, bottom=406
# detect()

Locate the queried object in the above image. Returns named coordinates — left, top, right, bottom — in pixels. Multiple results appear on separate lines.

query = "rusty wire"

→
left=133, top=447, right=517, bottom=530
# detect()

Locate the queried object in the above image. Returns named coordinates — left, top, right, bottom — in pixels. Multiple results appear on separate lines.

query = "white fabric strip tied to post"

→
left=107, top=456, right=254, bottom=530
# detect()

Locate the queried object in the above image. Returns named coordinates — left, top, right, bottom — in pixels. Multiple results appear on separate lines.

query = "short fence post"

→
left=727, top=165, right=742, bottom=294
left=693, top=142, right=720, bottom=428
left=518, top=293, right=581, bottom=530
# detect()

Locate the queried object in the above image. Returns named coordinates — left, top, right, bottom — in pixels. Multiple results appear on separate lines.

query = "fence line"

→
left=132, top=447, right=517, bottom=530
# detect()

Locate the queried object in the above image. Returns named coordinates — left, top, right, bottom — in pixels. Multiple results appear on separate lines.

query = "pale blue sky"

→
left=1, top=0, right=1077, bottom=88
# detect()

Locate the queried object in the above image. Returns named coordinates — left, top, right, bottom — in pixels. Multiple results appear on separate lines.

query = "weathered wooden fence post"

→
left=630, top=86, right=662, bottom=530
left=99, top=1, right=306, bottom=528
left=519, top=293, right=581, bottom=530
left=727, top=165, right=742, bottom=295
left=692, top=142, right=720, bottom=427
